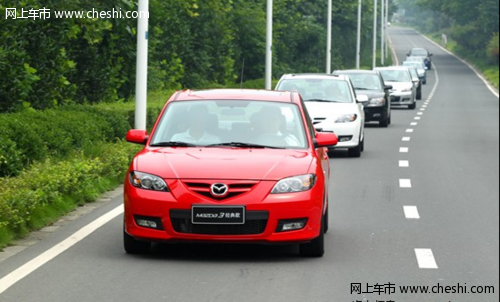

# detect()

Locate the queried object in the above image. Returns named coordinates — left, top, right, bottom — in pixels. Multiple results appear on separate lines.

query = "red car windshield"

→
left=150, top=100, right=308, bottom=149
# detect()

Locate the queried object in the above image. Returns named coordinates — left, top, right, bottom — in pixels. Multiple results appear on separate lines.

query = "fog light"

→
left=276, top=218, right=308, bottom=232
left=338, top=136, right=353, bottom=142
left=134, top=216, right=163, bottom=230
left=373, top=113, right=381, bottom=117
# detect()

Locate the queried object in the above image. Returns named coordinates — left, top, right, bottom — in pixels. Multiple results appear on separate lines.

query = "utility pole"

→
left=135, top=0, right=149, bottom=130
left=381, top=0, right=385, bottom=65
left=356, top=0, right=362, bottom=69
left=265, top=0, right=273, bottom=89
left=372, top=0, right=378, bottom=69
left=326, top=0, right=332, bottom=73
left=385, top=0, right=389, bottom=59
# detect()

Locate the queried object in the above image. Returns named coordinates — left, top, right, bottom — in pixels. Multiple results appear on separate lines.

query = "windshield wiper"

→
left=304, top=99, right=341, bottom=103
left=206, top=142, right=284, bottom=149
left=150, top=141, right=198, bottom=147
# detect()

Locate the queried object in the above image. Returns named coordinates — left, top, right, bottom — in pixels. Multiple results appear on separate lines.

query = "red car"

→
left=124, top=89, right=338, bottom=257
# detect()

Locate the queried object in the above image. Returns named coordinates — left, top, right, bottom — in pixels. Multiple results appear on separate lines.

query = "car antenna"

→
left=240, top=58, right=245, bottom=89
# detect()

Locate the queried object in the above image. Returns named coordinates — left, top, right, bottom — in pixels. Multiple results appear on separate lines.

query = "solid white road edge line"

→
left=404, top=206, right=420, bottom=219
left=0, top=205, right=124, bottom=295
left=415, top=248, right=439, bottom=269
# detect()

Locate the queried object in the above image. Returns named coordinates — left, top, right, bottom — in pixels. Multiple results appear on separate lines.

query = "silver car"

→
left=374, top=67, right=417, bottom=110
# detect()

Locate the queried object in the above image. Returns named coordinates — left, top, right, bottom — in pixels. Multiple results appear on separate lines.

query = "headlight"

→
left=401, top=87, right=413, bottom=92
left=367, top=97, right=386, bottom=107
left=335, top=114, right=358, bottom=123
left=271, top=174, right=317, bottom=194
left=130, top=171, right=169, bottom=192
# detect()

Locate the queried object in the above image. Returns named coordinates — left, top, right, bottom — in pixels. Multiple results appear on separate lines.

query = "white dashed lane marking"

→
left=406, top=129, right=414, bottom=133
left=400, top=179, right=412, bottom=188
left=415, top=249, right=439, bottom=269
left=402, top=137, right=411, bottom=142
left=404, top=206, right=420, bottom=219
left=400, top=147, right=409, bottom=153
left=399, top=160, right=410, bottom=168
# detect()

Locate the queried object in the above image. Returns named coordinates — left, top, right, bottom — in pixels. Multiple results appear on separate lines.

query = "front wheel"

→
left=300, top=216, right=325, bottom=257
left=124, top=228, right=151, bottom=254
left=409, top=101, right=417, bottom=110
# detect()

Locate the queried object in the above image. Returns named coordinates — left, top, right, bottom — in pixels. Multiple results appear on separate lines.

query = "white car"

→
left=374, top=67, right=417, bottom=110
left=275, top=74, right=365, bottom=158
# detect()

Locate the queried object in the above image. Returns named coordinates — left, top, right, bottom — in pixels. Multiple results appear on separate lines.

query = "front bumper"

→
left=390, top=91, right=413, bottom=106
left=315, top=121, right=362, bottom=149
left=124, top=180, right=324, bottom=244
left=364, top=106, right=388, bottom=122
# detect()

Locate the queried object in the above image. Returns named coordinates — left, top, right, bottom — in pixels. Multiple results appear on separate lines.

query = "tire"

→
left=379, top=117, right=389, bottom=128
left=324, top=203, right=329, bottom=234
left=409, top=101, right=417, bottom=110
left=417, top=90, right=422, bottom=100
left=124, top=228, right=151, bottom=254
left=349, top=145, right=362, bottom=157
left=300, top=215, right=325, bottom=257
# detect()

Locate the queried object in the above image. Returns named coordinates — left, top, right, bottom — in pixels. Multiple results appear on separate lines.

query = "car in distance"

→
left=374, top=66, right=417, bottom=110
left=275, top=74, right=365, bottom=158
left=407, top=47, right=433, bottom=70
left=402, top=60, right=427, bottom=84
left=124, top=89, right=338, bottom=257
left=333, top=69, right=392, bottom=128
left=403, top=66, right=422, bottom=100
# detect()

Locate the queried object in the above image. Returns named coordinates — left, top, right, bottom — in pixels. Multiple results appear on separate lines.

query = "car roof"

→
left=333, top=69, right=379, bottom=75
left=374, top=66, right=411, bottom=71
left=279, top=73, right=350, bottom=81
left=173, top=89, right=297, bottom=104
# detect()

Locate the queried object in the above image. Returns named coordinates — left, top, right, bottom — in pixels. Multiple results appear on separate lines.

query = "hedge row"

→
left=0, top=141, right=141, bottom=246
left=0, top=104, right=163, bottom=177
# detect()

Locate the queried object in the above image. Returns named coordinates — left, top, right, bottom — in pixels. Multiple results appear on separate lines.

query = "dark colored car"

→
left=407, top=47, right=433, bottom=70
left=333, top=70, right=392, bottom=128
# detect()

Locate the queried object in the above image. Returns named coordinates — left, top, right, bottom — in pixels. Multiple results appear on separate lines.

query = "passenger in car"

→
left=252, top=107, right=300, bottom=147
left=171, top=105, right=221, bottom=144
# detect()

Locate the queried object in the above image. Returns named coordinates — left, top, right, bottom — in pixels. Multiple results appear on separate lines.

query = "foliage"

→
left=0, top=141, right=140, bottom=248
left=0, top=0, right=388, bottom=113
left=0, top=105, right=133, bottom=177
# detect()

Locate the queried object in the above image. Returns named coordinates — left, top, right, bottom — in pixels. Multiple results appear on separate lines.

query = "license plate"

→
left=192, top=206, right=245, bottom=225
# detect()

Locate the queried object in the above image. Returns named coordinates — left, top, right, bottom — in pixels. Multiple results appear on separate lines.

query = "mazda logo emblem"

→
left=210, top=183, right=229, bottom=197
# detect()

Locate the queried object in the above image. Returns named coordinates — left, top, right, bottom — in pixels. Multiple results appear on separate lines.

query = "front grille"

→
left=170, top=210, right=268, bottom=235
left=391, top=96, right=401, bottom=102
left=183, top=181, right=257, bottom=200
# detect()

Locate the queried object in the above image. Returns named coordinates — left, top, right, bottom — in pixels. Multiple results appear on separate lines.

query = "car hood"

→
left=385, top=81, right=413, bottom=91
left=355, top=90, right=385, bottom=100
left=132, top=148, right=314, bottom=181
left=305, top=102, right=360, bottom=119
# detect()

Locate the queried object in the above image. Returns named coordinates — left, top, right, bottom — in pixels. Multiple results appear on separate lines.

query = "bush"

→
left=487, top=33, right=499, bottom=64
left=0, top=105, right=135, bottom=177
left=0, top=140, right=140, bottom=247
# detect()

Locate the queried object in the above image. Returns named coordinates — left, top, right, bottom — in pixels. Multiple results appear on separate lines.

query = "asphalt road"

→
left=0, top=27, right=498, bottom=302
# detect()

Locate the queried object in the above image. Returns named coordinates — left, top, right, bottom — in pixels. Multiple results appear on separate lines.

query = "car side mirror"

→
left=315, top=132, right=338, bottom=148
left=384, top=85, right=393, bottom=90
left=126, top=129, right=149, bottom=145
left=430, top=53, right=433, bottom=57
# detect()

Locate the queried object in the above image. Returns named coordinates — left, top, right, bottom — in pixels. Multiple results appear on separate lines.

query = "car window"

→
left=339, top=73, right=382, bottom=90
left=410, top=49, right=428, bottom=56
left=277, top=79, right=354, bottom=103
left=376, top=69, right=411, bottom=82
left=151, top=100, right=308, bottom=149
